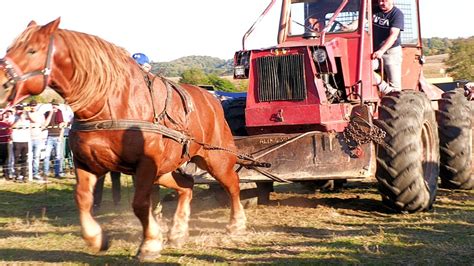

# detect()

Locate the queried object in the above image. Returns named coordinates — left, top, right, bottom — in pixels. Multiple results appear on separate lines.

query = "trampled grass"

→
left=0, top=176, right=472, bottom=264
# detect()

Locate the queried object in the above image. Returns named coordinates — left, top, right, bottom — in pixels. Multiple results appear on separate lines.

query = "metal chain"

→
left=193, top=140, right=270, bottom=168
left=343, top=115, right=386, bottom=151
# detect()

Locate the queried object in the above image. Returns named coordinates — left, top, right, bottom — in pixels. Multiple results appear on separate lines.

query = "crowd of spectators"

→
left=0, top=99, right=74, bottom=183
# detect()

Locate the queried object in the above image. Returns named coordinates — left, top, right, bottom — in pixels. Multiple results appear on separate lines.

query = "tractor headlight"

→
left=234, top=65, right=246, bottom=77
left=313, top=49, right=327, bottom=63
left=234, top=51, right=251, bottom=79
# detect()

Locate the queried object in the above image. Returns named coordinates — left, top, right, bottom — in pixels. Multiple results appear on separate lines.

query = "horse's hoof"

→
left=137, top=239, right=163, bottom=262
left=226, top=224, right=247, bottom=236
left=136, top=250, right=161, bottom=262
left=168, top=235, right=187, bottom=249
left=99, top=234, right=110, bottom=251
left=86, top=232, right=109, bottom=252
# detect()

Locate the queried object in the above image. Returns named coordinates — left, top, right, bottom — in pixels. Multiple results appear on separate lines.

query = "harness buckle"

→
left=42, top=68, right=52, bottom=76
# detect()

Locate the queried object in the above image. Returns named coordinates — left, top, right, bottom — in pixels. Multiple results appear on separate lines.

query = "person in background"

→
left=93, top=171, right=122, bottom=211
left=308, top=17, right=323, bottom=32
left=60, top=103, right=74, bottom=175
left=372, top=0, right=404, bottom=94
left=0, top=111, right=12, bottom=180
left=43, top=100, right=65, bottom=178
left=11, top=105, right=31, bottom=182
left=27, top=100, right=48, bottom=182
left=3, top=109, right=15, bottom=178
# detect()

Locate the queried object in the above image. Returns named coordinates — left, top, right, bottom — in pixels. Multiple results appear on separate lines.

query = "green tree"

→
left=446, top=37, right=474, bottom=80
left=154, top=56, right=233, bottom=77
left=207, top=74, right=236, bottom=92
left=179, top=68, right=209, bottom=85
left=422, top=37, right=454, bottom=56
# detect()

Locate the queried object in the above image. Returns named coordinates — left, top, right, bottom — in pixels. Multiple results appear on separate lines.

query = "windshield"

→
left=289, top=0, right=360, bottom=36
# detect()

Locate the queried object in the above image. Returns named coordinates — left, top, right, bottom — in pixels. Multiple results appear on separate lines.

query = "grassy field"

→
left=0, top=175, right=473, bottom=264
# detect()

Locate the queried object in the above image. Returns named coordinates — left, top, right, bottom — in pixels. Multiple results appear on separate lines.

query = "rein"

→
left=0, top=34, right=55, bottom=91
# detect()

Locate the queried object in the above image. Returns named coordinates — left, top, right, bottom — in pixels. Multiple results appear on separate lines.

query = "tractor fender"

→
left=418, top=74, right=444, bottom=101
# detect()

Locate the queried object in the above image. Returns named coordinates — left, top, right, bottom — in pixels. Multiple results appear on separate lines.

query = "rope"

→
left=0, top=124, right=71, bottom=130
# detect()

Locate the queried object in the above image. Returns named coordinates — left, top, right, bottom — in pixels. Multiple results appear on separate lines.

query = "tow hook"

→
left=271, top=109, right=284, bottom=122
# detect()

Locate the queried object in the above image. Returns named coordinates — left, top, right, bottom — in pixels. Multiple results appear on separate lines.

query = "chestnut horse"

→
left=0, top=18, right=246, bottom=260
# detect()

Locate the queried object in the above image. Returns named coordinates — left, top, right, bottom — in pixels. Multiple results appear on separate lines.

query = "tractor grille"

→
left=256, top=54, right=307, bottom=102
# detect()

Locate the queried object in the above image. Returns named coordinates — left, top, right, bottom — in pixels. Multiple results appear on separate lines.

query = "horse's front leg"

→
left=203, top=155, right=247, bottom=234
left=134, top=165, right=163, bottom=261
left=157, top=171, right=194, bottom=248
left=75, top=168, right=108, bottom=252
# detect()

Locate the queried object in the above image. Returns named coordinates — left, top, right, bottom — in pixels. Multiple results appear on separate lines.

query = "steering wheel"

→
left=328, top=20, right=344, bottom=32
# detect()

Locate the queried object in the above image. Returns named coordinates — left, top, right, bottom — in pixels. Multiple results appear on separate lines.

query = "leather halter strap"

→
left=0, top=34, right=55, bottom=91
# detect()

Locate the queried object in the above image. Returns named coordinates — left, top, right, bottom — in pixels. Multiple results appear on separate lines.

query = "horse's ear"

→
left=42, top=17, right=61, bottom=34
left=27, top=20, right=37, bottom=27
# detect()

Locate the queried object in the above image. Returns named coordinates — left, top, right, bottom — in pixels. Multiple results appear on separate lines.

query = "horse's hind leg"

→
left=198, top=155, right=246, bottom=234
left=157, top=171, right=194, bottom=248
left=133, top=164, right=163, bottom=261
left=75, top=168, right=109, bottom=252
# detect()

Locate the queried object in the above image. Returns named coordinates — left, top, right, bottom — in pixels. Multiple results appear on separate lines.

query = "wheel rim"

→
left=421, top=120, right=436, bottom=180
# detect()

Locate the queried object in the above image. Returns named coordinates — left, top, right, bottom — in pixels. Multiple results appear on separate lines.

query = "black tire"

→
left=375, top=91, right=439, bottom=213
left=239, top=182, right=274, bottom=207
left=437, top=88, right=473, bottom=189
left=256, top=182, right=274, bottom=205
left=222, top=98, right=247, bottom=136
left=302, top=179, right=346, bottom=192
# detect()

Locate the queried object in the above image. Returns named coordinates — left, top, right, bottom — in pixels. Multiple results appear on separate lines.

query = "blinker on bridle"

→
left=0, top=34, right=55, bottom=92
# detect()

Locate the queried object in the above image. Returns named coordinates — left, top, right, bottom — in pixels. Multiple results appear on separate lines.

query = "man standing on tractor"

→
left=372, top=0, right=404, bottom=94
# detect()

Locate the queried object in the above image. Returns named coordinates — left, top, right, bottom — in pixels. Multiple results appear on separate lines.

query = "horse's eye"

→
left=27, top=49, right=37, bottom=55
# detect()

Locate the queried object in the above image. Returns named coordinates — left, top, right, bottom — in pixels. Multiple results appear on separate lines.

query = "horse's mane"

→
left=57, top=29, right=131, bottom=112
left=10, top=26, right=132, bottom=112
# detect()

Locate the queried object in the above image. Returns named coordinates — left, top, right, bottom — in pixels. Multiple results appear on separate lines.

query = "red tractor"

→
left=208, top=0, right=473, bottom=212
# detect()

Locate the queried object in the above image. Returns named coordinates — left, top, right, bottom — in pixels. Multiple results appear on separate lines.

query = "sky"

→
left=0, top=0, right=472, bottom=62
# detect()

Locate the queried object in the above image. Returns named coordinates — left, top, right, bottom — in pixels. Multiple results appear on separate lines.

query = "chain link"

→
left=343, top=115, right=386, bottom=152
left=195, top=140, right=270, bottom=168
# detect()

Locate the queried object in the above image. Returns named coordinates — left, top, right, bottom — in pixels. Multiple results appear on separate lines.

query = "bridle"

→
left=0, top=34, right=55, bottom=95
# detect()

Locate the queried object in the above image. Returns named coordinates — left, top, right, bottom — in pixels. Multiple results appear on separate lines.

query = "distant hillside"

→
left=150, top=37, right=469, bottom=77
left=152, top=55, right=233, bottom=77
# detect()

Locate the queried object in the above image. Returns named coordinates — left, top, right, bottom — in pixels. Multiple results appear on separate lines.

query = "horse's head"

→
left=0, top=18, right=61, bottom=107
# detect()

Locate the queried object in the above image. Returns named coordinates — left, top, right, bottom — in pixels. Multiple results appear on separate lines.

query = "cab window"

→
left=289, top=0, right=361, bottom=36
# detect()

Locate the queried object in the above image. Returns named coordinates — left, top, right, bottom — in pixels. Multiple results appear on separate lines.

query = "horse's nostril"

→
left=2, top=80, right=14, bottom=90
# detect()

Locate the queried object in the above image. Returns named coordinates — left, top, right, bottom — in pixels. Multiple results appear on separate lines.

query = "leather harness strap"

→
left=72, top=77, right=196, bottom=157
left=71, top=119, right=191, bottom=146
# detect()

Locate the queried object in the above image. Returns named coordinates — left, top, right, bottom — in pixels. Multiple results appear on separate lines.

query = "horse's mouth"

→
left=0, top=84, right=14, bottom=105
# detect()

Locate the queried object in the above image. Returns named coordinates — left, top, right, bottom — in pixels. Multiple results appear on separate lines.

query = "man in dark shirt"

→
left=43, top=101, right=65, bottom=178
left=372, top=0, right=404, bottom=94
